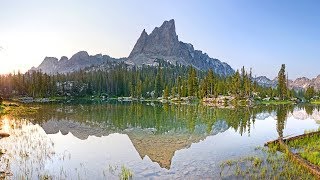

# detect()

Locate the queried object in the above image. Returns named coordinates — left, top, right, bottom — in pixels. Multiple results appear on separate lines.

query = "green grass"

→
left=310, top=100, right=320, bottom=105
left=220, top=146, right=316, bottom=179
left=0, top=104, right=4, bottom=114
left=0, top=101, right=39, bottom=117
left=287, top=134, right=320, bottom=166
left=119, top=166, right=133, bottom=180
left=258, top=100, right=294, bottom=105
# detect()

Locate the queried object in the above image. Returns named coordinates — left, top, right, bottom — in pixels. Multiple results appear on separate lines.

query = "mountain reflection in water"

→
left=0, top=103, right=319, bottom=179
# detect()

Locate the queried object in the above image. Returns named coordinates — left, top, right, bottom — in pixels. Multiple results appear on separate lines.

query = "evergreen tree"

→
left=163, top=86, right=169, bottom=99
left=171, top=86, right=176, bottom=98
left=305, top=86, right=315, bottom=101
left=177, top=76, right=182, bottom=98
left=154, top=67, right=162, bottom=97
left=199, top=79, right=207, bottom=99
left=232, top=71, right=241, bottom=98
left=206, top=69, right=215, bottom=97
left=277, top=64, right=287, bottom=100
left=187, top=67, right=197, bottom=97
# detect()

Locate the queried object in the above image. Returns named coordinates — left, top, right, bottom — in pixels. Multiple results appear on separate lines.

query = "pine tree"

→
left=305, top=86, right=315, bottom=101
left=163, top=86, right=169, bottom=99
left=187, top=67, right=197, bottom=97
left=177, top=76, right=182, bottom=97
left=199, top=79, right=207, bottom=99
left=277, top=64, right=287, bottom=100
left=136, top=80, right=142, bottom=98
left=171, top=86, right=176, bottom=98
left=206, top=69, right=215, bottom=97
left=232, top=71, right=241, bottom=98
left=154, top=67, right=162, bottom=97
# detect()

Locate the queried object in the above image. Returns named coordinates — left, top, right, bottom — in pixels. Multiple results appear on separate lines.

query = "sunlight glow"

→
left=1, top=118, right=11, bottom=133
left=0, top=31, right=65, bottom=74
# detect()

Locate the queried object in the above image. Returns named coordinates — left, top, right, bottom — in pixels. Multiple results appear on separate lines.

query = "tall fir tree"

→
left=277, top=64, right=287, bottom=100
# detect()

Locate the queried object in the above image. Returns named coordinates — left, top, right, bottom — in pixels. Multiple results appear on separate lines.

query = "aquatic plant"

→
left=288, top=134, right=320, bottom=166
left=119, top=166, right=133, bottom=180
left=220, top=146, right=316, bottom=179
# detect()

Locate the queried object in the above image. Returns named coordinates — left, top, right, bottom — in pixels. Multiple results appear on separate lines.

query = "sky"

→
left=1, top=0, right=320, bottom=79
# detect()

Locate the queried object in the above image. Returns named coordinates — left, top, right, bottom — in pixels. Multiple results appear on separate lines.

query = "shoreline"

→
left=3, top=96, right=318, bottom=107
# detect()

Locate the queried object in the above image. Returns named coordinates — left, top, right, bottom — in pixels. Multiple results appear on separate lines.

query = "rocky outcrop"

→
left=32, top=51, right=118, bottom=74
left=128, top=19, right=234, bottom=76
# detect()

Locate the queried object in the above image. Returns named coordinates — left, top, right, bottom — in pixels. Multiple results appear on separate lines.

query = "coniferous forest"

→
left=0, top=60, right=316, bottom=101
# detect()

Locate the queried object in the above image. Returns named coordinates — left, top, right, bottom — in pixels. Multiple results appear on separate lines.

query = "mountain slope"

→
left=31, top=51, right=118, bottom=74
left=32, top=19, right=234, bottom=76
left=127, top=19, right=234, bottom=76
left=253, top=76, right=277, bottom=88
left=254, top=75, right=320, bottom=91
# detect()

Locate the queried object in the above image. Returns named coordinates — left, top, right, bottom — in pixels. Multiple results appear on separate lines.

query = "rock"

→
left=19, top=97, right=34, bottom=103
left=0, top=133, right=10, bottom=138
left=128, top=19, right=234, bottom=76
left=8, top=103, right=19, bottom=107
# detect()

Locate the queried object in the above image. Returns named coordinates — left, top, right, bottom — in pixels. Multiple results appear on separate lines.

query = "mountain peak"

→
left=127, top=19, right=234, bottom=76
left=41, top=57, right=59, bottom=67
left=129, top=29, right=149, bottom=58
left=159, top=19, right=175, bottom=32
left=70, top=51, right=89, bottom=61
left=151, top=19, right=177, bottom=41
left=33, top=19, right=234, bottom=76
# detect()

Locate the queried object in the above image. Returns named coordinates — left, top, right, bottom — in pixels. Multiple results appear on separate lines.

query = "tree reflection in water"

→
left=0, top=102, right=319, bottom=178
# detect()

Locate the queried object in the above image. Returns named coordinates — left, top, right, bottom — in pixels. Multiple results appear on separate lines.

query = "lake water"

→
left=0, top=102, right=319, bottom=179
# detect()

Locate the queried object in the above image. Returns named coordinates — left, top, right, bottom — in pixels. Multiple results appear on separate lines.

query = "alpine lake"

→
left=0, top=101, right=319, bottom=179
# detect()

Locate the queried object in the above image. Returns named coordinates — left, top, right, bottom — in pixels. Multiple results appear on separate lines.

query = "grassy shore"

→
left=220, top=131, right=320, bottom=179
left=311, top=100, right=320, bottom=105
left=0, top=101, right=39, bottom=118
left=219, top=145, right=316, bottom=179
left=257, top=100, right=294, bottom=105
left=288, top=133, right=320, bottom=166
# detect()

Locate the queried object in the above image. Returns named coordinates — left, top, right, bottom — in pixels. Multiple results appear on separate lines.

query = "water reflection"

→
left=0, top=103, right=319, bottom=179
left=0, top=117, right=55, bottom=178
left=22, top=103, right=298, bottom=137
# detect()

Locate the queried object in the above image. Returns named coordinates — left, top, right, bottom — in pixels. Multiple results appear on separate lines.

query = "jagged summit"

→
left=127, top=19, right=234, bottom=76
left=32, top=19, right=235, bottom=76
left=129, top=19, right=179, bottom=58
left=129, top=29, right=149, bottom=58
left=32, top=51, right=116, bottom=74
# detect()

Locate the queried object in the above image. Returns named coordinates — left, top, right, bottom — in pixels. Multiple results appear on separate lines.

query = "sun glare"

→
left=0, top=31, right=63, bottom=74
left=1, top=118, right=11, bottom=133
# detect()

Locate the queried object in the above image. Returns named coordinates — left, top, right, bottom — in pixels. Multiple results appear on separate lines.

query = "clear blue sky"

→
left=1, top=0, right=320, bottom=79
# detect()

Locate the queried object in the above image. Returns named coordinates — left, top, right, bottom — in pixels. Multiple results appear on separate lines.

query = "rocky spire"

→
left=129, top=19, right=180, bottom=58
left=129, top=29, right=148, bottom=58
left=127, top=19, right=235, bottom=76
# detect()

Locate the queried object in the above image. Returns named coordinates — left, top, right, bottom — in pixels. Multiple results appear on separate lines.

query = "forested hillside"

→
left=1, top=61, right=315, bottom=101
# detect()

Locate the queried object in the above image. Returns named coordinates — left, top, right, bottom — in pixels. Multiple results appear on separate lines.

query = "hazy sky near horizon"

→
left=1, top=0, right=320, bottom=79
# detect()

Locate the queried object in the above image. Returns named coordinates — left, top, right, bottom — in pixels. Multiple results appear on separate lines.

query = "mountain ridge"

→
left=254, top=75, right=320, bottom=90
left=31, top=19, right=234, bottom=76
